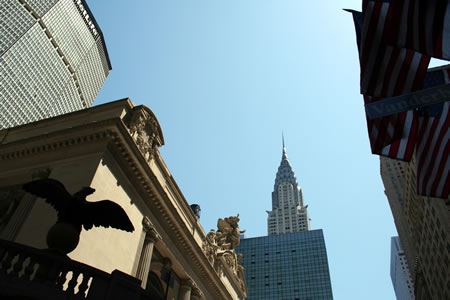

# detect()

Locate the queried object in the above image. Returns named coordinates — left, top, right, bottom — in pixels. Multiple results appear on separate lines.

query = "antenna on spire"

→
left=282, top=131, right=287, bottom=157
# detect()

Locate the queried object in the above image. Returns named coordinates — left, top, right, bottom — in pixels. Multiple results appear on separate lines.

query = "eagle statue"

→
left=23, top=178, right=134, bottom=253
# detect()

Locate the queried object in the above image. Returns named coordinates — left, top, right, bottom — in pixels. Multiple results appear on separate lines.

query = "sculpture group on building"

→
left=202, top=215, right=246, bottom=291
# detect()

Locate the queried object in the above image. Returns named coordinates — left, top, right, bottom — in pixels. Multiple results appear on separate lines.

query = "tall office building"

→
left=237, top=142, right=333, bottom=300
left=390, top=236, right=415, bottom=300
left=381, top=156, right=450, bottom=299
left=267, top=142, right=310, bottom=235
left=380, top=157, right=417, bottom=280
left=0, top=0, right=111, bottom=129
left=238, top=230, right=333, bottom=300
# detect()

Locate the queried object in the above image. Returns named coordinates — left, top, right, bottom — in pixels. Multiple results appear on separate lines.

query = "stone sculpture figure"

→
left=23, top=178, right=134, bottom=253
left=201, top=215, right=247, bottom=293
left=216, top=214, right=245, bottom=250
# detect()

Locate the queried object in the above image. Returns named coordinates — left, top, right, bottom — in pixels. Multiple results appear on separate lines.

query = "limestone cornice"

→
left=0, top=128, right=114, bottom=162
left=0, top=99, right=242, bottom=299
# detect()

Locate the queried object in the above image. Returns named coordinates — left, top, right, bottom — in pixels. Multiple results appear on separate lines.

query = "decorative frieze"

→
left=0, top=131, right=113, bottom=161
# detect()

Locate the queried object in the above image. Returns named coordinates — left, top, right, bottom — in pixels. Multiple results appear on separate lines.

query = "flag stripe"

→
left=430, top=125, right=449, bottom=196
left=442, top=5, right=450, bottom=58
left=360, top=1, right=431, bottom=97
left=383, top=0, right=450, bottom=60
left=425, top=104, right=449, bottom=195
left=417, top=102, right=449, bottom=196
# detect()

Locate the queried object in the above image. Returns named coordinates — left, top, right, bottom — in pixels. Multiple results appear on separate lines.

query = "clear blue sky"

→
left=87, top=1, right=403, bottom=299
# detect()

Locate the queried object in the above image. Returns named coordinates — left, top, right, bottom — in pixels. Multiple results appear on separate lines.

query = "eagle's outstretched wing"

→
left=82, top=200, right=134, bottom=232
left=23, top=178, right=72, bottom=212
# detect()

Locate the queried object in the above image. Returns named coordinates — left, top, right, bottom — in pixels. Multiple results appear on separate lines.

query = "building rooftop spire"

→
left=282, top=132, right=287, bottom=159
left=268, top=138, right=310, bottom=234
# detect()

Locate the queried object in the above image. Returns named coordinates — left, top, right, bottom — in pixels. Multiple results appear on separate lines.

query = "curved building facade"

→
left=0, top=0, right=111, bottom=129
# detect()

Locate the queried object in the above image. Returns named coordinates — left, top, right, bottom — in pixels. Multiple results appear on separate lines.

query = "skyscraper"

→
left=380, top=157, right=417, bottom=280
left=0, top=0, right=111, bottom=129
left=237, top=142, right=333, bottom=300
left=390, top=236, right=415, bottom=300
left=381, top=156, right=450, bottom=299
left=267, top=140, right=310, bottom=235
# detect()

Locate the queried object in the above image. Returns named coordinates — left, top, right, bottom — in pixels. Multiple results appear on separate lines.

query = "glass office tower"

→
left=0, top=0, right=111, bottom=129
left=238, top=230, right=333, bottom=300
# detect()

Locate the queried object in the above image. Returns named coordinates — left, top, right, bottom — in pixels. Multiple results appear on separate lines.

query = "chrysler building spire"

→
left=267, top=140, right=310, bottom=235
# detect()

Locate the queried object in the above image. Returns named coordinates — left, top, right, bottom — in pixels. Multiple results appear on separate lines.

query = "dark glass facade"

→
left=237, top=230, right=333, bottom=300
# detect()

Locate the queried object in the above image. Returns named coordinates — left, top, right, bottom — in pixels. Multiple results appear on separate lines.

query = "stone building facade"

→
left=0, top=99, right=247, bottom=300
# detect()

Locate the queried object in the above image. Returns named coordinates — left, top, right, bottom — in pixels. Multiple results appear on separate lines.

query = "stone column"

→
left=136, top=216, right=161, bottom=289
left=178, top=279, right=193, bottom=300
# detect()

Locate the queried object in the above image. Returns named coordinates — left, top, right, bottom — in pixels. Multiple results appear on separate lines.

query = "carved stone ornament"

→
left=142, top=216, right=161, bottom=242
left=191, top=282, right=203, bottom=298
left=215, top=214, right=245, bottom=250
left=127, top=107, right=162, bottom=161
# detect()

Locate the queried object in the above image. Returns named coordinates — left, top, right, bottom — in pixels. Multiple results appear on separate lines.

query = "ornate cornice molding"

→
left=0, top=130, right=114, bottom=161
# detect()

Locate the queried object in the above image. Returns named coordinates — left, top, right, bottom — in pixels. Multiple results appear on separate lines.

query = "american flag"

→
left=359, top=1, right=431, bottom=97
left=375, top=0, right=450, bottom=61
left=415, top=67, right=450, bottom=198
left=348, top=9, right=426, bottom=160
left=348, top=5, right=450, bottom=198
left=365, top=95, right=417, bottom=160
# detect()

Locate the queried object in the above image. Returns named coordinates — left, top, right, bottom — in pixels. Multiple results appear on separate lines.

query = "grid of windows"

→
left=25, top=0, right=59, bottom=17
left=0, top=25, right=75, bottom=127
left=76, top=39, right=108, bottom=107
left=0, top=0, right=35, bottom=55
left=43, top=0, right=94, bottom=69
left=237, top=230, right=333, bottom=300
left=0, top=0, right=110, bottom=129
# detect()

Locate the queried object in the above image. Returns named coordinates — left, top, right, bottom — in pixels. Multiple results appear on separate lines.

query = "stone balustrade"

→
left=0, top=238, right=152, bottom=300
